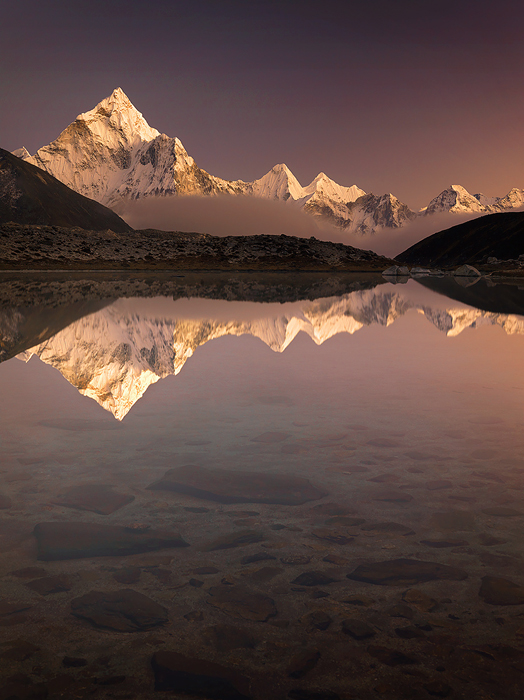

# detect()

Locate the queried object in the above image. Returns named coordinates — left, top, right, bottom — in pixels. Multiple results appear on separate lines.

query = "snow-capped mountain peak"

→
left=424, top=184, right=488, bottom=215
left=76, top=87, right=160, bottom=146
left=250, top=163, right=304, bottom=200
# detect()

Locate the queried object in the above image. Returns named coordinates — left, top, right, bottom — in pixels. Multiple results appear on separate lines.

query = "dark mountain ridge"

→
left=397, top=211, right=524, bottom=267
left=0, top=148, right=132, bottom=232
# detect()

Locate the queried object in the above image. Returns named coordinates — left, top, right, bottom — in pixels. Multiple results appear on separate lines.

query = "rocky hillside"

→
left=0, top=223, right=393, bottom=271
left=0, top=148, right=132, bottom=232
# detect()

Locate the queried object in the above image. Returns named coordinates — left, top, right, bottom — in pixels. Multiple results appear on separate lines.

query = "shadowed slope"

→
left=0, top=148, right=132, bottom=232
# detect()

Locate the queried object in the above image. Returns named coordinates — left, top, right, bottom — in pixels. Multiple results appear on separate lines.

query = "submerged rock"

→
left=347, top=559, right=468, bottom=585
left=454, top=264, right=481, bottom=277
left=479, top=576, right=524, bottom=605
left=51, top=484, right=134, bottom=515
left=71, top=589, right=168, bottom=631
left=152, top=651, right=252, bottom=698
left=147, top=464, right=327, bottom=505
left=34, top=522, right=189, bottom=560
left=207, top=585, right=277, bottom=622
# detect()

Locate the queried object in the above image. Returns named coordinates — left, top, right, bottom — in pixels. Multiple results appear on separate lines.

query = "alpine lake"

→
left=0, top=270, right=523, bottom=700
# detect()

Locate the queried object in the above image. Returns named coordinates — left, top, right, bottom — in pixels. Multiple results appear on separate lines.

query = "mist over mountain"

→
left=13, top=88, right=524, bottom=245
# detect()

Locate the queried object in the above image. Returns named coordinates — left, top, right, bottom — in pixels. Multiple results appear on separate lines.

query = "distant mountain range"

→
left=13, top=88, right=524, bottom=236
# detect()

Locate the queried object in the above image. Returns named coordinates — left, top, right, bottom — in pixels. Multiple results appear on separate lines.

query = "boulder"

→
left=147, top=464, right=327, bottom=505
left=207, top=585, right=277, bottom=622
left=34, top=522, right=189, bottom=560
left=71, top=589, right=168, bottom=631
left=454, top=264, right=481, bottom=277
left=51, top=484, right=134, bottom=515
left=347, top=558, right=467, bottom=585
left=479, top=576, right=524, bottom=605
left=152, top=651, right=251, bottom=698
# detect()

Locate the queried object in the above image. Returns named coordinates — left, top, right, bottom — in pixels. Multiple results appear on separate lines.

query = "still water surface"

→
left=0, top=273, right=523, bottom=699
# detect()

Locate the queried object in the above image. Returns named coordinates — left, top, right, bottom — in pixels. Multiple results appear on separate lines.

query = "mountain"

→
left=13, top=288, right=524, bottom=419
left=12, top=89, right=417, bottom=235
left=397, top=211, right=524, bottom=267
left=13, top=88, right=524, bottom=235
left=0, top=148, right=132, bottom=231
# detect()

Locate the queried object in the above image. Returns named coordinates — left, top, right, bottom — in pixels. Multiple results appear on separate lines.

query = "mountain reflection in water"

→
left=1, top=279, right=523, bottom=419
left=0, top=273, right=523, bottom=700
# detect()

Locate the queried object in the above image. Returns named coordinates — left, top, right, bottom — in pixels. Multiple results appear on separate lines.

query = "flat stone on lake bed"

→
left=71, top=589, right=168, bottom=631
left=479, top=576, right=524, bottom=605
left=34, top=522, right=189, bottom=560
left=204, top=530, right=265, bottom=551
left=147, top=464, right=327, bottom=505
left=152, top=651, right=252, bottom=699
left=481, top=507, right=522, bottom=517
left=347, top=559, right=468, bottom=585
left=51, top=485, right=134, bottom=515
left=207, top=586, right=277, bottom=622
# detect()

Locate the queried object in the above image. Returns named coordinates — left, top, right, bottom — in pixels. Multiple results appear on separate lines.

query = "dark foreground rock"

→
left=147, top=464, right=327, bottom=505
left=152, top=651, right=252, bottom=699
left=34, top=522, right=189, bottom=560
left=479, top=576, right=524, bottom=605
left=207, top=586, right=277, bottom=622
left=51, top=484, right=134, bottom=514
left=347, top=558, right=468, bottom=585
left=71, top=589, right=168, bottom=631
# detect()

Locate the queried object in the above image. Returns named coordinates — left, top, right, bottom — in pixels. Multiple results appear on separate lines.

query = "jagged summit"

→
left=75, top=87, right=160, bottom=145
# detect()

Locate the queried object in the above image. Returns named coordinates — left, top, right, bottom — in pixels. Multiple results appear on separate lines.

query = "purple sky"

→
left=3, top=0, right=524, bottom=209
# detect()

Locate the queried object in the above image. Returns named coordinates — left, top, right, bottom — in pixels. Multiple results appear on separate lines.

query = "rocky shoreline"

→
left=0, top=224, right=392, bottom=271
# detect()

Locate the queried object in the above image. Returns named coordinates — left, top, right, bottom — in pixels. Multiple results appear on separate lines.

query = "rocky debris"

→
left=479, top=576, right=524, bottom=605
left=33, top=521, right=189, bottom=560
left=207, top=585, right=277, bottom=622
left=341, top=619, right=376, bottom=640
left=147, top=464, right=328, bottom=505
left=51, top=484, right=134, bottom=514
left=395, top=625, right=426, bottom=639
left=151, top=650, right=252, bottom=698
left=291, top=572, right=338, bottom=587
left=0, top=223, right=394, bottom=271
left=25, top=575, right=73, bottom=595
left=62, top=656, right=87, bottom=667
left=347, top=559, right=468, bottom=585
left=204, top=530, right=266, bottom=551
left=342, top=595, right=376, bottom=607
left=382, top=265, right=410, bottom=277
left=71, top=589, right=168, bottom=631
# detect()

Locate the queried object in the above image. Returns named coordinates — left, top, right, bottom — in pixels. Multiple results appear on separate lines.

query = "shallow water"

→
left=0, top=273, right=523, bottom=699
